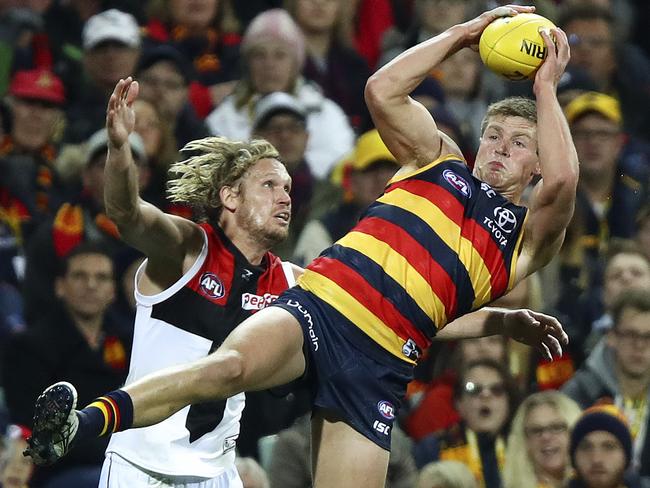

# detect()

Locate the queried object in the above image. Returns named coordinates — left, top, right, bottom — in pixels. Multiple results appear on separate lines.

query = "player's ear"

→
left=220, top=184, right=240, bottom=212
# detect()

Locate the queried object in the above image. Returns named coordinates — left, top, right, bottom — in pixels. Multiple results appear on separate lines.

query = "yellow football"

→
left=479, top=13, right=556, bottom=81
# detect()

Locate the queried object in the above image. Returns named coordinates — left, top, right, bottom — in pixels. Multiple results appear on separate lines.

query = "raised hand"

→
left=460, top=4, right=535, bottom=50
left=502, top=309, right=569, bottom=361
left=106, top=77, right=139, bottom=150
left=534, top=27, right=571, bottom=91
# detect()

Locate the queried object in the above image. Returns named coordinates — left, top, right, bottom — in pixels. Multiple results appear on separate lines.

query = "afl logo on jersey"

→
left=199, top=272, right=225, bottom=299
left=442, top=169, right=472, bottom=197
left=377, top=401, right=395, bottom=420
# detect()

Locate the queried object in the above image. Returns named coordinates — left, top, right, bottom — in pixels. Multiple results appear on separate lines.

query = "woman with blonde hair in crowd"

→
left=503, top=390, right=582, bottom=488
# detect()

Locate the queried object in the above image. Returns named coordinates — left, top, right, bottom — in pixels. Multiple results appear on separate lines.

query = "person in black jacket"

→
left=2, top=243, right=129, bottom=487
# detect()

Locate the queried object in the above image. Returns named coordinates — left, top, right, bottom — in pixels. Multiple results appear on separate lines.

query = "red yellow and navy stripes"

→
left=87, top=396, right=122, bottom=436
left=77, top=390, right=134, bottom=439
left=300, top=155, right=527, bottom=363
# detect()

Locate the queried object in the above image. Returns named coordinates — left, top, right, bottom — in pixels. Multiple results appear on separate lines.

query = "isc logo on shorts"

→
left=199, top=272, right=225, bottom=299
left=373, top=420, right=391, bottom=436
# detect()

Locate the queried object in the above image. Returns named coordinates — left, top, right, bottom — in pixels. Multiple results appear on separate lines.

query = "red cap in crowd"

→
left=9, top=69, right=66, bottom=105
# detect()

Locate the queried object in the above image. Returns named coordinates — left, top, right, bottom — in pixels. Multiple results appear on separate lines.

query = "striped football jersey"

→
left=298, top=155, right=527, bottom=363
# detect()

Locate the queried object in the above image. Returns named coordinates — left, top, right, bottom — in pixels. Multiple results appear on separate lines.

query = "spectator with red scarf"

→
left=143, top=0, right=242, bottom=118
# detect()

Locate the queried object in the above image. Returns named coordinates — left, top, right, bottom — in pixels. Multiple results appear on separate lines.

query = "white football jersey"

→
left=106, top=224, right=295, bottom=477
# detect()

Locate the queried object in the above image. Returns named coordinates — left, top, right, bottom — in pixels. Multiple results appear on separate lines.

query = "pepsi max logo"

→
left=442, top=169, right=471, bottom=197
left=199, top=272, right=225, bottom=299
left=377, top=401, right=395, bottom=420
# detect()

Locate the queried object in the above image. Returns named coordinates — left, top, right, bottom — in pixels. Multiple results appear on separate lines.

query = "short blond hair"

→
left=167, top=136, right=279, bottom=218
left=480, top=97, right=537, bottom=135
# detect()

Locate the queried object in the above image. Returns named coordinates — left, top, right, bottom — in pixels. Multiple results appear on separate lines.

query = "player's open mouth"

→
left=275, top=212, right=290, bottom=223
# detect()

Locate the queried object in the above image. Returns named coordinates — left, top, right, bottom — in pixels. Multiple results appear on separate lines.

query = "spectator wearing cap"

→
left=563, top=288, right=650, bottom=481
left=22, top=128, right=147, bottom=321
left=136, top=44, right=210, bottom=150
left=251, top=91, right=315, bottom=259
left=568, top=404, right=644, bottom=488
left=64, top=9, right=142, bottom=144
left=143, top=0, right=241, bottom=117
left=284, top=0, right=372, bottom=132
left=556, top=92, right=649, bottom=345
left=558, top=2, right=650, bottom=142
left=0, top=69, right=67, bottom=291
left=3, top=242, right=130, bottom=488
left=292, top=128, right=398, bottom=265
left=205, top=8, right=354, bottom=180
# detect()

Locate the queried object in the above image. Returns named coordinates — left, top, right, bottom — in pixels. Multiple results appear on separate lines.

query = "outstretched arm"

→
left=435, top=307, right=568, bottom=361
left=365, top=5, right=534, bottom=167
left=519, top=28, right=580, bottom=276
left=105, top=78, right=203, bottom=274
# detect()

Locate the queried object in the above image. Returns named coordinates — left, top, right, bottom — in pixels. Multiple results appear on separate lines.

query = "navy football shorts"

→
left=272, top=287, right=414, bottom=451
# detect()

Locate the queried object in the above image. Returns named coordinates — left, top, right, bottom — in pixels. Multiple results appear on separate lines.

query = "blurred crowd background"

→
left=0, top=0, right=649, bottom=487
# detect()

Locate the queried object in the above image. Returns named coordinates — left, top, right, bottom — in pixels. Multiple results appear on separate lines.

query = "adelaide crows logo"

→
left=199, top=272, right=225, bottom=299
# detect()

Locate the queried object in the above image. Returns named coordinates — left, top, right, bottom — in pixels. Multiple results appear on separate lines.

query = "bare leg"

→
left=311, top=411, right=389, bottom=488
left=124, top=307, right=305, bottom=427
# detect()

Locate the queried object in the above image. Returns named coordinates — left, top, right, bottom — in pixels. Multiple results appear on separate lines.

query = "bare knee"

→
left=195, top=349, right=247, bottom=401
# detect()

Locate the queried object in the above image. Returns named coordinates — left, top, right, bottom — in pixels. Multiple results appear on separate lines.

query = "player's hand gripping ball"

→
left=479, top=13, right=556, bottom=81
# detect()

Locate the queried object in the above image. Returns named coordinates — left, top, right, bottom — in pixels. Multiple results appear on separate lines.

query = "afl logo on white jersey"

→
left=442, top=169, right=472, bottom=198
left=199, top=272, right=225, bottom=299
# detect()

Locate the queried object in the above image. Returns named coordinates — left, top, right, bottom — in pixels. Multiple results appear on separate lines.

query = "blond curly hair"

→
left=167, top=136, right=279, bottom=218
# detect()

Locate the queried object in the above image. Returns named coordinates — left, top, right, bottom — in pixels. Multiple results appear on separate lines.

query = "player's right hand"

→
left=460, top=4, right=535, bottom=50
left=106, top=77, right=139, bottom=150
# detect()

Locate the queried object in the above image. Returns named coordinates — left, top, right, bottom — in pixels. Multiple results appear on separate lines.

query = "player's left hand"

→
left=534, top=27, right=570, bottom=90
left=106, top=77, right=139, bottom=151
left=503, top=309, right=568, bottom=360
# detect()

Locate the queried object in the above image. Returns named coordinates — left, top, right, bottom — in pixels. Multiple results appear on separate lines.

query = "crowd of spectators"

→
left=0, top=0, right=648, bottom=487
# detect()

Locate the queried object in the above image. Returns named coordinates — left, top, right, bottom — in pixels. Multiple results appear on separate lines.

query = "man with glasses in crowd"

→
left=563, top=289, right=650, bottom=481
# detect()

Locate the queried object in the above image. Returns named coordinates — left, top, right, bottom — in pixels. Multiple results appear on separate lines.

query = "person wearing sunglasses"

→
left=414, top=358, right=520, bottom=487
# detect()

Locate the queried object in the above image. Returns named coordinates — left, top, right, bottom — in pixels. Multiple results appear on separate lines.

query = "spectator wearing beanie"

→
left=205, top=8, right=354, bottom=180
left=568, top=404, right=644, bottom=488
